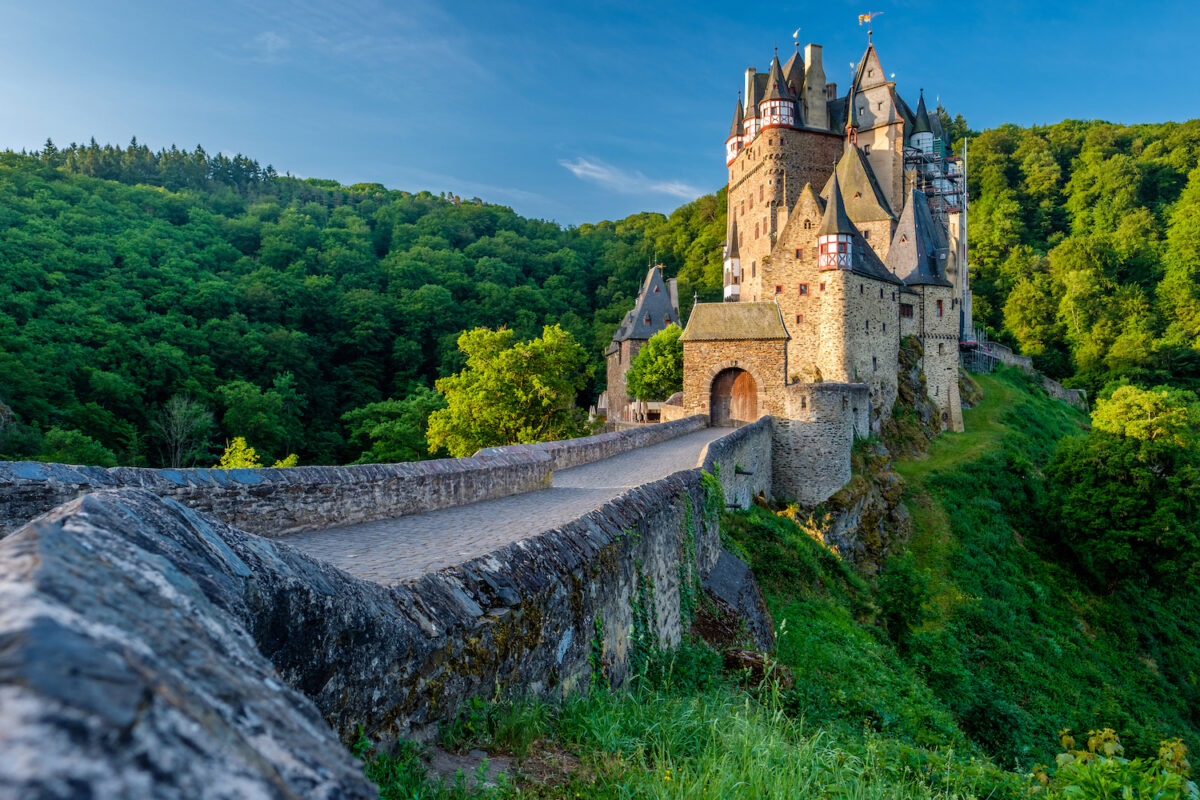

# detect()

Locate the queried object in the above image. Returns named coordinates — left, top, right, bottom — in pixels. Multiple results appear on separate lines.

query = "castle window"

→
left=937, top=299, right=944, bottom=317
left=795, top=248, right=802, bottom=258
left=938, top=343, right=945, bottom=355
left=873, top=356, right=877, bottom=371
left=819, top=282, right=826, bottom=291
left=799, top=283, right=808, bottom=296
left=860, top=284, right=864, bottom=294
left=900, top=303, right=914, bottom=318
left=854, top=191, right=862, bottom=198
left=752, top=262, right=756, bottom=277
left=759, top=186, right=764, bottom=201
left=900, top=234, right=907, bottom=243
left=801, top=396, right=807, bottom=409
left=775, top=285, right=782, bottom=294
left=864, top=144, right=871, bottom=155
left=665, top=315, right=671, bottom=323
left=644, top=316, right=651, bottom=325
left=653, top=285, right=660, bottom=293
left=865, top=320, right=869, bottom=331
left=796, top=314, right=804, bottom=324
left=863, top=230, right=870, bottom=239
left=879, top=287, right=883, bottom=298
left=883, top=322, right=886, bottom=332
left=804, top=219, right=812, bottom=230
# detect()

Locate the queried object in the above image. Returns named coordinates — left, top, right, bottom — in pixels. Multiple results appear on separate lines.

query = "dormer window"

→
left=803, top=219, right=812, bottom=230
left=900, top=234, right=907, bottom=243
left=653, top=285, right=660, bottom=293
left=644, top=316, right=651, bottom=325
left=854, top=191, right=862, bottom=198
left=863, top=145, right=871, bottom=155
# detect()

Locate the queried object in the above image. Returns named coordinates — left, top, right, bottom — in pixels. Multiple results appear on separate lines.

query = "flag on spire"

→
left=858, top=11, right=883, bottom=25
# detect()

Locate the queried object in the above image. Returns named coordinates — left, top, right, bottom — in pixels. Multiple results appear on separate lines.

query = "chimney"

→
left=744, top=68, right=757, bottom=111
left=825, top=82, right=837, bottom=101
left=802, top=44, right=828, bottom=130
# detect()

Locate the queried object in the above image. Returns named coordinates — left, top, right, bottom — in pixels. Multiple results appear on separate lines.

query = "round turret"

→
left=817, top=173, right=856, bottom=271
left=758, top=51, right=797, bottom=130
left=910, top=90, right=935, bottom=154
left=726, top=95, right=745, bottom=166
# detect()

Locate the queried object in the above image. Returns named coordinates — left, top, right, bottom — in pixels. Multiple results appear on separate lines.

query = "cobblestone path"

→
left=283, top=427, right=727, bottom=586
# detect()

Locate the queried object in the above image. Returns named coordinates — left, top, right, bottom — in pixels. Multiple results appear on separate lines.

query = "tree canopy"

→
left=625, top=324, right=684, bottom=402
left=425, top=325, right=596, bottom=457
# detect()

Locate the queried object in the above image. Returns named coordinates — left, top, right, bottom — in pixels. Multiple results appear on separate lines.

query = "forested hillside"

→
left=0, top=141, right=724, bottom=466
left=966, top=119, right=1200, bottom=391
left=3, top=118, right=1200, bottom=467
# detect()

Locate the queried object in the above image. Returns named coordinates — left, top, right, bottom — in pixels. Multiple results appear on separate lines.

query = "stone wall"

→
left=681, top=339, right=789, bottom=419
left=1, top=470, right=773, bottom=789
left=698, top=416, right=773, bottom=509
left=771, top=382, right=870, bottom=506
left=1042, top=376, right=1088, bottom=410
left=0, top=451, right=552, bottom=540
left=476, top=415, right=707, bottom=471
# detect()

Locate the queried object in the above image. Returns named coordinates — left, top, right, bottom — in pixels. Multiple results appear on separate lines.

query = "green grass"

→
left=355, top=368, right=1199, bottom=797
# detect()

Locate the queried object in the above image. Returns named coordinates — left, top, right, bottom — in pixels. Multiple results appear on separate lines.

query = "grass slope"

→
left=355, top=369, right=1198, bottom=797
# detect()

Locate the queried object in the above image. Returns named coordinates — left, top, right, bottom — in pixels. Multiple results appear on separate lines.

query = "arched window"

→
left=803, top=219, right=811, bottom=230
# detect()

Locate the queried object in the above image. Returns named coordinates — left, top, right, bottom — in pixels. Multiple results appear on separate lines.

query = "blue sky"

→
left=0, top=0, right=1194, bottom=225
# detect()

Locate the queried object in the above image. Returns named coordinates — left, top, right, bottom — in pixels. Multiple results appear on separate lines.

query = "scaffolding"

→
left=903, top=147, right=964, bottom=224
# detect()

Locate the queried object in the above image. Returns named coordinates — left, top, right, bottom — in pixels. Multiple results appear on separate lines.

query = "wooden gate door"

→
left=710, top=368, right=757, bottom=427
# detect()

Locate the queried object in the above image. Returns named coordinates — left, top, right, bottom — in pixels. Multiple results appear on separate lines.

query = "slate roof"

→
left=892, top=89, right=916, bottom=140
left=815, top=173, right=902, bottom=286
left=762, top=52, right=794, bottom=101
left=821, top=146, right=895, bottom=222
left=681, top=302, right=790, bottom=342
left=726, top=218, right=740, bottom=260
left=817, top=172, right=856, bottom=236
left=930, top=102, right=946, bottom=141
left=609, top=265, right=680, bottom=345
left=885, top=189, right=952, bottom=287
left=729, top=97, right=744, bottom=137
left=782, top=48, right=804, bottom=97
left=913, top=92, right=932, bottom=135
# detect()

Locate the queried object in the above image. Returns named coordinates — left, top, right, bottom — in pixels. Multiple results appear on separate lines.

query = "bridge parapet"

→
left=475, top=415, right=707, bottom=470
left=0, top=450, right=552, bottom=540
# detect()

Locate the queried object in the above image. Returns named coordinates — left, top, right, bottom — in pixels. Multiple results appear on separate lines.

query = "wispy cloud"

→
left=250, top=30, right=290, bottom=63
left=558, top=157, right=700, bottom=200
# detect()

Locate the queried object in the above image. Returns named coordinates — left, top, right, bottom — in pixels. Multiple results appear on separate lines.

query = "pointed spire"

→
left=817, top=172, right=857, bottom=237
left=913, top=89, right=932, bottom=135
left=763, top=50, right=795, bottom=101
left=726, top=218, right=740, bottom=260
left=729, top=94, right=744, bottom=138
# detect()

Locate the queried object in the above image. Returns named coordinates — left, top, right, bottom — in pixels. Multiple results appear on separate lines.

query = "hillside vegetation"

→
left=352, top=370, right=1199, bottom=798
left=4, top=120, right=1200, bottom=465
left=0, top=141, right=723, bottom=466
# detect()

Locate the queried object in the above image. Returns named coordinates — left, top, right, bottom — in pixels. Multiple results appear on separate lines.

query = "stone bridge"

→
left=0, top=417, right=779, bottom=797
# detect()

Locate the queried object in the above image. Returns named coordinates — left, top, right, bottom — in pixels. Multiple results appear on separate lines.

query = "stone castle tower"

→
left=673, top=30, right=972, bottom=504
left=602, top=265, right=679, bottom=424
left=711, top=33, right=970, bottom=433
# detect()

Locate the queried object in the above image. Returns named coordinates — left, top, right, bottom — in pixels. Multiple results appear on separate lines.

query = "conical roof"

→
left=817, top=172, right=857, bottom=236
left=885, top=189, right=952, bottom=287
left=913, top=91, right=932, bottom=135
left=782, top=48, right=804, bottom=95
left=610, top=265, right=680, bottom=343
left=762, top=51, right=794, bottom=101
left=821, top=146, right=895, bottom=222
left=726, top=218, right=740, bottom=260
left=729, top=96, right=744, bottom=138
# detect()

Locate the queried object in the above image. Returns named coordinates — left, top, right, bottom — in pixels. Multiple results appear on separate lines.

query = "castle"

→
left=609, top=30, right=973, bottom=504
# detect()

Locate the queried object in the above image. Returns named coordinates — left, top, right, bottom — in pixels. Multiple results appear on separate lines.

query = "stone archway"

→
left=709, top=368, right=758, bottom=427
